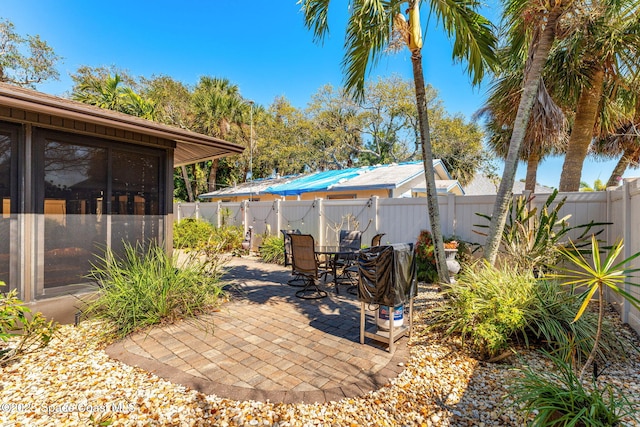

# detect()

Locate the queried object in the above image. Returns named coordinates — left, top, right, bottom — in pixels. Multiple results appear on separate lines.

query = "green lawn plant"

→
left=259, top=235, right=285, bottom=265
left=1, top=281, right=58, bottom=365
left=83, top=241, right=226, bottom=338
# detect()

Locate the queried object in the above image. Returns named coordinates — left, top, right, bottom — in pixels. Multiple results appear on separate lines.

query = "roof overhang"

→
left=0, top=83, right=245, bottom=166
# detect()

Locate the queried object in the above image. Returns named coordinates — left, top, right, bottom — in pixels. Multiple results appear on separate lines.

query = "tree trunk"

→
left=559, top=68, right=605, bottom=192
left=181, top=165, right=195, bottom=202
left=411, top=50, right=450, bottom=284
left=525, top=151, right=541, bottom=192
left=208, top=158, right=219, bottom=192
left=606, top=146, right=634, bottom=188
left=484, top=7, right=562, bottom=264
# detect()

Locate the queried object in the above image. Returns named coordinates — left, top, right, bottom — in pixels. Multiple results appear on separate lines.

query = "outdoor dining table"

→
left=314, top=246, right=360, bottom=294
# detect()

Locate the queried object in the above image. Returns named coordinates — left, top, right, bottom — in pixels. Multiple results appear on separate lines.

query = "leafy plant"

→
left=511, top=352, right=637, bottom=426
left=173, top=218, right=215, bottom=249
left=428, top=261, right=535, bottom=358
left=1, top=282, right=58, bottom=365
left=259, top=235, right=285, bottom=264
left=524, top=280, right=622, bottom=365
left=427, top=263, right=621, bottom=361
left=475, top=190, right=608, bottom=274
left=549, top=236, right=640, bottom=381
left=82, top=242, right=226, bottom=338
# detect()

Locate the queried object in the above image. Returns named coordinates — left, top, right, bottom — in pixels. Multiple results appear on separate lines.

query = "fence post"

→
left=447, top=193, right=456, bottom=236
left=317, top=199, right=325, bottom=246
left=176, top=202, right=181, bottom=222
left=194, top=201, right=200, bottom=220
left=216, top=201, right=222, bottom=227
left=622, top=181, right=631, bottom=324
left=373, top=196, right=379, bottom=233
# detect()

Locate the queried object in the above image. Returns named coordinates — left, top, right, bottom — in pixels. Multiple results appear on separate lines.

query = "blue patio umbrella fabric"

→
left=264, top=167, right=372, bottom=196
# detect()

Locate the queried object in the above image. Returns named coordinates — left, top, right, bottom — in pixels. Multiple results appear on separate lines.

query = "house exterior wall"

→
left=0, top=119, right=172, bottom=321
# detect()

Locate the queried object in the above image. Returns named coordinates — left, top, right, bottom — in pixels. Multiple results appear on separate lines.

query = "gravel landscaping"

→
left=1, top=284, right=639, bottom=426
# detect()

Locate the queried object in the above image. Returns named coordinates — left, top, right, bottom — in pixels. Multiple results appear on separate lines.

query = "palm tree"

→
left=477, top=48, right=567, bottom=192
left=555, top=0, right=640, bottom=191
left=300, top=0, right=497, bottom=283
left=191, top=77, right=250, bottom=193
left=483, top=0, right=570, bottom=264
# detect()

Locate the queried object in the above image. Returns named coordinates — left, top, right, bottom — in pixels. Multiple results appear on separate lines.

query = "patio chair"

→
left=289, top=233, right=327, bottom=299
left=282, top=229, right=304, bottom=286
left=371, top=233, right=386, bottom=247
left=335, top=230, right=362, bottom=293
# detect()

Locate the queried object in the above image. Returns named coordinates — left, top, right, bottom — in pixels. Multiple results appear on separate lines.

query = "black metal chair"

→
left=335, top=230, right=362, bottom=293
left=289, top=234, right=327, bottom=299
left=281, top=229, right=304, bottom=286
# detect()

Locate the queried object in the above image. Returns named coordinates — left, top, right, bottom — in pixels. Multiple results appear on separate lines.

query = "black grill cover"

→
left=357, top=243, right=417, bottom=307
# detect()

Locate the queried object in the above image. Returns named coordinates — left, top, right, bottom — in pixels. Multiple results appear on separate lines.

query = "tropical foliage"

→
left=475, top=190, right=608, bottom=274
left=259, top=235, right=285, bottom=265
left=82, top=242, right=226, bottom=338
left=1, top=282, right=58, bottom=365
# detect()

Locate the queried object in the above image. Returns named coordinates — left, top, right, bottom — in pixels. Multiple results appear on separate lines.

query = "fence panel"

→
left=322, top=199, right=375, bottom=246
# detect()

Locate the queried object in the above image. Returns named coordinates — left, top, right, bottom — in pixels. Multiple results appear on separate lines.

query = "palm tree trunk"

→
left=606, top=147, right=634, bottom=188
left=525, top=151, right=541, bottom=192
left=208, top=159, right=219, bottom=192
left=411, top=49, right=450, bottom=284
left=484, top=7, right=562, bottom=264
left=181, top=165, right=195, bottom=202
left=559, top=68, right=605, bottom=192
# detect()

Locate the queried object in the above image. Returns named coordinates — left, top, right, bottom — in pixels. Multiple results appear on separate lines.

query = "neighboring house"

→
left=200, top=161, right=461, bottom=201
left=462, top=173, right=554, bottom=195
left=0, top=83, right=243, bottom=322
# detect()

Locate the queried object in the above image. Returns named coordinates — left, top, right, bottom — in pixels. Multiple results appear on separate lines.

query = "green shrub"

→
left=82, top=242, right=226, bottom=338
left=427, top=263, right=620, bottom=360
left=173, top=218, right=215, bottom=249
left=259, top=235, right=285, bottom=264
left=525, top=280, right=622, bottom=366
left=428, top=261, right=535, bottom=357
left=1, top=282, right=58, bottom=365
left=173, top=219, right=244, bottom=254
left=511, top=353, right=637, bottom=426
left=210, top=225, right=244, bottom=253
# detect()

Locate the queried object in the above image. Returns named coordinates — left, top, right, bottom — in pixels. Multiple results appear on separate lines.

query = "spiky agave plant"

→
left=549, top=235, right=640, bottom=381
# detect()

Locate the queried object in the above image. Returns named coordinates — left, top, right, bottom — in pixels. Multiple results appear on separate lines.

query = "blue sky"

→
left=2, top=0, right=633, bottom=188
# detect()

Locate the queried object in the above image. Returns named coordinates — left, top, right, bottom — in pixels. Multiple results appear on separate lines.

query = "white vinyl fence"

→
left=175, top=178, right=640, bottom=334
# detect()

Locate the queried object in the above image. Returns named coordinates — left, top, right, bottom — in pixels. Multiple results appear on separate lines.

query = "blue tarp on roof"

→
left=264, top=167, right=372, bottom=196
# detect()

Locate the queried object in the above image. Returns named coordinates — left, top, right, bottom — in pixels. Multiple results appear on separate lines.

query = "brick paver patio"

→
left=106, top=256, right=409, bottom=404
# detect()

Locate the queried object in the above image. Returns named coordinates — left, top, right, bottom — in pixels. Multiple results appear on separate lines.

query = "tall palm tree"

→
left=484, top=0, right=570, bottom=264
left=477, top=48, right=567, bottom=192
left=556, top=0, right=640, bottom=191
left=192, top=77, right=250, bottom=193
left=300, top=0, right=497, bottom=283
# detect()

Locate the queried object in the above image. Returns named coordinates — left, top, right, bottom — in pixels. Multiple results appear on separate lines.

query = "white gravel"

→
left=1, top=284, right=639, bottom=426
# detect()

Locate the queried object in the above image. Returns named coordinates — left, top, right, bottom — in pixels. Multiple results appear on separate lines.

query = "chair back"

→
left=371, top=233, right=386, bottom=247
left=339, top=230, right=362, bottom=251
left=281, top=229, right=301, bottom=266
left=289, top=234, right=318, bottom=277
